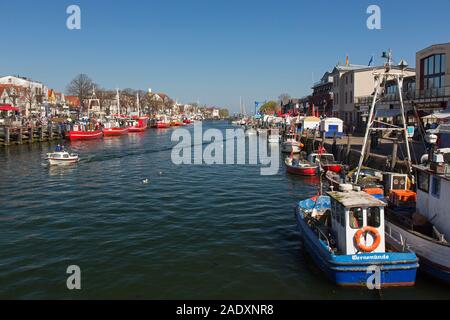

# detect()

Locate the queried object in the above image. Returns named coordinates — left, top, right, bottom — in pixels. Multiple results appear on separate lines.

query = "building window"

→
left=350, top=91, right=353, bottom=103
left=346, top=76, right=348, bottom=85
left=351, top=74, right=353, bottom=83
left=417, top=171, right=430, bottom=193
left=423, top=54, right=446, bottom=89
left=431, top=176, right=441, bottom=198
left=345, top=92, right=348, bottom=104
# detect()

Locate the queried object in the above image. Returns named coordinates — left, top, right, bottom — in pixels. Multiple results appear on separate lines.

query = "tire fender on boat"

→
left=354, top=226, right=381, bottom=253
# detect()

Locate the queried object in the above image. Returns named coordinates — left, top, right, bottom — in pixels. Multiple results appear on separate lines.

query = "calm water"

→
left=0, top=121, right=448, bottom=299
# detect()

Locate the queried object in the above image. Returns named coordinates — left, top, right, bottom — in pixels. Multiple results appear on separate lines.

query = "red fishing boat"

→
left=103, top=127, right=129, bottom=136
left=156, top=121, right=170, bottom=128
left=67, top=129, right=103, bottom=141
left=307, top=152, right=343, bottom=173
left=285, top=158, right=318, bottom=176
left=128, top=117, right=148, bottom=133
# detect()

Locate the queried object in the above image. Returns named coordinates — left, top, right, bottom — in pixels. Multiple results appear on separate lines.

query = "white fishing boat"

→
left=268, top=134, right=280, bottom=144
left=46, top=151, right=79, bottom=165
left=385, top=138, right=450, bottom=283
left=281, top=133, right=301, bottom=153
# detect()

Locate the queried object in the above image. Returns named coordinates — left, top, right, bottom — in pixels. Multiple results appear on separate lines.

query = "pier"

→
left=299, top=132, right=426, bottom=173
left=0, top=124, right=66, bottom=146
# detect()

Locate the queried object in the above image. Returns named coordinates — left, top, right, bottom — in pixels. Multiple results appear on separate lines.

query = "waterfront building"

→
left=331, top=64, right=415, bottom=130
left=0, top=75, right=48, bottom=116
left=311, top=72, right=334, bottom=117
left=281, top=98, right=301, bottom=115
left=414, top=42, right=450, bottom=111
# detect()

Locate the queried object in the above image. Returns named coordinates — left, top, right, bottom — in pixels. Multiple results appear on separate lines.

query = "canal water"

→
left=0, top=121, right=448, bottom=299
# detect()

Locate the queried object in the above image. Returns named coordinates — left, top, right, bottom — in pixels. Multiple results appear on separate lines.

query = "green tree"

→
left=219, top=108, right=229, bottom=118
left=259, top=101, right=279, bottom=115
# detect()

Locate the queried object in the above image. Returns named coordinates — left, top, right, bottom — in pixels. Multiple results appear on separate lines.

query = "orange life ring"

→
left=354, top=226, right=381, bottom=253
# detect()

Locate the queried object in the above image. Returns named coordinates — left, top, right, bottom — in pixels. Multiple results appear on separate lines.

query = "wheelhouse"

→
left=327, top=190, right=386, bottom=255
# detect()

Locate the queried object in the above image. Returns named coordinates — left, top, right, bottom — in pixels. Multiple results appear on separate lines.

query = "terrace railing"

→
left=354, top=86, right=450, bottom=106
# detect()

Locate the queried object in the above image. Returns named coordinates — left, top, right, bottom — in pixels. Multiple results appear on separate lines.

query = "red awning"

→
left=0, top=104, right=19, bottom=111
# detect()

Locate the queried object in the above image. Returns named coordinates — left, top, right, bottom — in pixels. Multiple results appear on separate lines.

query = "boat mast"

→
left=116, top=88, right=120, bottom=116
left=136, top=92, right=140, bottom=117
left=355, top=49, right=413, bottom=184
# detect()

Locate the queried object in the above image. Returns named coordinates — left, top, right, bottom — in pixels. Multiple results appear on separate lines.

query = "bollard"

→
left=29, top=127, right=33, bottom=143
left=40, top=126, right=44, bottom=141
left=5, top=127, right=10, bottom=145
left=18, top=127, right=23, bottom=144
left=48, top=124, right=53, bottom=140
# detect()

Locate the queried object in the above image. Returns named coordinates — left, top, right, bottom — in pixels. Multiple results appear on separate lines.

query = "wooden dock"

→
left=0, top=124, right=66, bottom=146
left=299, top=132, right=426, bottom=173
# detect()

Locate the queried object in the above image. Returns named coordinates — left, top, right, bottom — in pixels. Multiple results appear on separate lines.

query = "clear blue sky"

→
left=1, top=0, right=449, bottom=112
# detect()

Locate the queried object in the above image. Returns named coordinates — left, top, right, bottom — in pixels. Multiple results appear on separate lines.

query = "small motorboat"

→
left=285, top=157, right=318, bottom=176
left=307, top=152, right=343, bottom=173
left=295, top=188, right=418, bottom=287
left=47, top=151, right=79, bottom=165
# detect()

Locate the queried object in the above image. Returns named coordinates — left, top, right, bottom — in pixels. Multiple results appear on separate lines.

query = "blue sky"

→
left=0, top=0, right=449, bottom=112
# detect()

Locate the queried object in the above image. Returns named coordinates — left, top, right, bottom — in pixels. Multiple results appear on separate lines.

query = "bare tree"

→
left=66, top=74, right=95, bottom=113
left=23, top=84, right=36, bottom=117
left=96, top=88, right=115, bottom=115
left=278, top=93, right=291, bottom=102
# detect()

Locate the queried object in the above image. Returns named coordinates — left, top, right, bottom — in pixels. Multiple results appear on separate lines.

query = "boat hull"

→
left=48, top=158, right=79, bottom=165
left=296, top=207, right=418, bottom=287
left=156, top=122, right=170, bottom=129
left=67, top=130, right=103, bottom=141
left=285, top=159, right=317, bottom=176
left=322, top=163, right=343, bottom=173
left=281, top=142, right=300, bottom=153
left=385, top=219, right=450, bottom=284
left=103, top=127, right=129, bottom=136
left=128, top=126, right=146, bottom=133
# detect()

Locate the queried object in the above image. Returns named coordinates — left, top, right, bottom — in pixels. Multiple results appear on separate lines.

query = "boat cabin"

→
left=327, top=189, right=386, bottom=255
left=413, top=153, right=450, bottom=241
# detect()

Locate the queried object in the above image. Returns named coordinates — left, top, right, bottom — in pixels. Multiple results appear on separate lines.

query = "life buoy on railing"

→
left=354, top=226, right=381, bottom=253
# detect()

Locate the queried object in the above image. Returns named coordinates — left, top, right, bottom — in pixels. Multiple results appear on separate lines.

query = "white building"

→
left=0, top=75, right=48, bottom=116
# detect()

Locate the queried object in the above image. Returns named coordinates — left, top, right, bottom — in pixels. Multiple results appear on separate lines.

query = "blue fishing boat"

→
left=295, top=187, right=418, bottom=287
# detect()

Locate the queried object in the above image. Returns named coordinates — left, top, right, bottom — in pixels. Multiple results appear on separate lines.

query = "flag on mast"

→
left=345, top=55, right=349, bottom=66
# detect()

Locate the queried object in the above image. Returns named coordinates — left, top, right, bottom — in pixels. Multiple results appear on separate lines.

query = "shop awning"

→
left=422, top=112, right=450, bottom=120
left=0, top=104, right=19, bottom=111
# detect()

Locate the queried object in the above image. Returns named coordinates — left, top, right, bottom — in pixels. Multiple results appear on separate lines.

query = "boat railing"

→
left=385, top=224, right=407, bottom=251
left=316, top=227, right=333, bottom=252
left=432, top=226, right=447, bottom=243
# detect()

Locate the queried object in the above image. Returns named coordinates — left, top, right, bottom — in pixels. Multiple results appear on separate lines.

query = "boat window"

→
left=349, top=208, right=363, bottom=229
left=339, top=205, right=345, bottom=227
left=417, top=171, right=430, bottom=193
left=367, top=207, right=381, bottom=228
left=431, top=176, right=441, bottom=198
left=321, top=155, right=334, bottom=162
left=63, top=154, right=69, bottom=158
